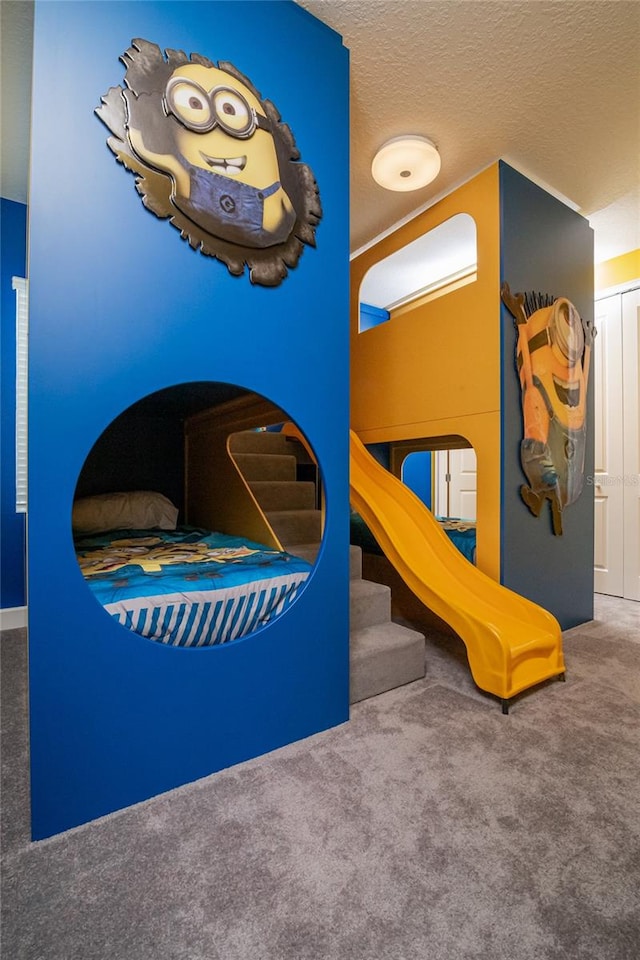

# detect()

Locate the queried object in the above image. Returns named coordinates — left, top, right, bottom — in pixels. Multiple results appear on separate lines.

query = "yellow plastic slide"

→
left=349, top=431, right=565, bottom=704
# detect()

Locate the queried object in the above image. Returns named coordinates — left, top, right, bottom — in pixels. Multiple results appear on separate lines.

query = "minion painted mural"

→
left=501, top=282, right=596, bottom=535
left=97, top=38, right=322, bottom=286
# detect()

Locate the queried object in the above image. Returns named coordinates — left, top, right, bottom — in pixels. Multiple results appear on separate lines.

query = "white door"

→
left=449, top=448, right=477, bottom=520
left=593, top=288, right=640, bottom=600
left=622, top=289, right=640, bottom=600
left=435, top=448, right=477, bottom=520
left=593, top=295, right=624, bottom=596
left=435, top=450, right=449, bottom=516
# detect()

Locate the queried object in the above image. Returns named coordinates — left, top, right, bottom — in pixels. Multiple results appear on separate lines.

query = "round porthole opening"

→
left=72, top=382, right=323, bottom=647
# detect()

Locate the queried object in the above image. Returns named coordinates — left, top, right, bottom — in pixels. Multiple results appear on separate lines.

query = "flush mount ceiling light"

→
left=371, top=136, right=441, bottom=192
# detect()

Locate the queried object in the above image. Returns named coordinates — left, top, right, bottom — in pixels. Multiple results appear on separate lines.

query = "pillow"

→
left=72, top=491, right=179, bottom=534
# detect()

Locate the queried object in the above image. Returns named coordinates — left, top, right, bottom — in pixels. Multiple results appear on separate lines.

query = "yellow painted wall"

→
left=350, top=164, right=502, bottom=578
left=595, top=248, right=640, bottom=292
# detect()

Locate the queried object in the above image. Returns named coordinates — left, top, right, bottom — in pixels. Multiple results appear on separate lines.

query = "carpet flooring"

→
left=1, top=594, right=639, bottom=959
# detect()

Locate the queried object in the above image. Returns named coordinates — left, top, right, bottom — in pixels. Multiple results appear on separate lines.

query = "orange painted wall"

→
left=350, top=164, right=502, bottom=578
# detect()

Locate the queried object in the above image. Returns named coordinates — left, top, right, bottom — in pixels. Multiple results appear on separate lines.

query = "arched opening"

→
left=349, top=433, right=479, bottom=640
left=72, top=382, right=321, bottom=647
left=358, top=213, right=478, bottom=332
left=393, top=435, right=477, bottom=564
left=349, top=435, right=478, bottom=566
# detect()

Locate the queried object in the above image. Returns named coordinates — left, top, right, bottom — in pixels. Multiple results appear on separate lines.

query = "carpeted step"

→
left=249, top=480, right=316, bottom=511
left=286, top=542, right=321, bottom=565
left=229, top=430, right=293, bottom=456
left=349, top=622, right=426, bottom=704
left=232, top=452, right=297, bottom=482
left=267, top=509, right=323, bottom=546
left=231, top=429, right=426, bottom=706
left=285, top=543, right=362, bottom=575
left=350, top=577, right=392, bottom=632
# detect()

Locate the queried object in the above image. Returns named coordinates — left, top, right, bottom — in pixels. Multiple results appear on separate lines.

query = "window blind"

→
left=12, top=277, right=28, bottom=513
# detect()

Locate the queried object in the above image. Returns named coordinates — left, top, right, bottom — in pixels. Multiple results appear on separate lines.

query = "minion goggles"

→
left=164, top=76, right=272, bottom=139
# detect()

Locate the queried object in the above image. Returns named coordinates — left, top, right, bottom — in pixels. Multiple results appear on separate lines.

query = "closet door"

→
left=448, top=448, right=477, bottom=520
left=435, top=449, right=449, bottom=517
left=593, top=295, right=624, bottom=596
left=434, top=448, right=477, bottom=520
left=622, top=289, right=640, bottom=600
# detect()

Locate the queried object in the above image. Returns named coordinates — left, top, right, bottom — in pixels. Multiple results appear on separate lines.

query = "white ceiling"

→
left=2, top=1, right=639, bottom=263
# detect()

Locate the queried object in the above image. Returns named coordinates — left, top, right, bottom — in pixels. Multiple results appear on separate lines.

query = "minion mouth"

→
left=201, top=153, right=247, bottom=175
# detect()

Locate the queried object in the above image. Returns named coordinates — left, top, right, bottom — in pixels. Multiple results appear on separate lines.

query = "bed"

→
left=349, top=509, right=477, bottom=565
left=73, top=491, right=313, bottom=647
left=436, top=519, right=477, bottom=564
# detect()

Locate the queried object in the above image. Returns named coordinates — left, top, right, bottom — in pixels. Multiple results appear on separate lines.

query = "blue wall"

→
left=28, top=0, right=349, bottom=838
left=1, top=198, right=27, bottom=612
left=359, top=301, right=390, bottom=332
left=500, top=162, right=594, bottom=629
left=402, top=451, right=432, bottom=510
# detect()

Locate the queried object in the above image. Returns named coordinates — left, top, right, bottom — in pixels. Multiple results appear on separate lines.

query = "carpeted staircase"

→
left=229, top=430, right=426, bottom=703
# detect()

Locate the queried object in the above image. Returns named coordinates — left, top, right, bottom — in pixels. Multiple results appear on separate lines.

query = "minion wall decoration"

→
left=501, top=282, right=596, bottom=536
left=96, top=39, right=322, bottom=286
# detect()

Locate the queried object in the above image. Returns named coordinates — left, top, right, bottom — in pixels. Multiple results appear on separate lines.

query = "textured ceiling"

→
left=297, top=0, right=640, bottom=261
left=2, top=1, right=639, bottom=262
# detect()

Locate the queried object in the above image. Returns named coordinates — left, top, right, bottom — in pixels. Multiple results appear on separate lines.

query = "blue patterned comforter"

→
left=75, top=527, right=312, bottom=647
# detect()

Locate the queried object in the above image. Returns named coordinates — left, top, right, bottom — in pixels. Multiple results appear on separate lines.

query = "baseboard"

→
left=0, top=606, right=27, bottom=631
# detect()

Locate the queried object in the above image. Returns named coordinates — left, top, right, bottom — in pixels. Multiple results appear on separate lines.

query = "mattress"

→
left=437, top=519, right=477, bottom=565
left=75, top=526, right=313, bottom=647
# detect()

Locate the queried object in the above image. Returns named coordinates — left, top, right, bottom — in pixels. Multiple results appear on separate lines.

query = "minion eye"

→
left=212, top=88, right=252, bottom=134
left=166, top=79, right=212, bottom=130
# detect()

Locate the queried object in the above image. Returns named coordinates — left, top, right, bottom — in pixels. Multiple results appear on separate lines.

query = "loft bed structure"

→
left=350, top=161, right=595, bottom=648
left=26, top=0, right=349, bottom=840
